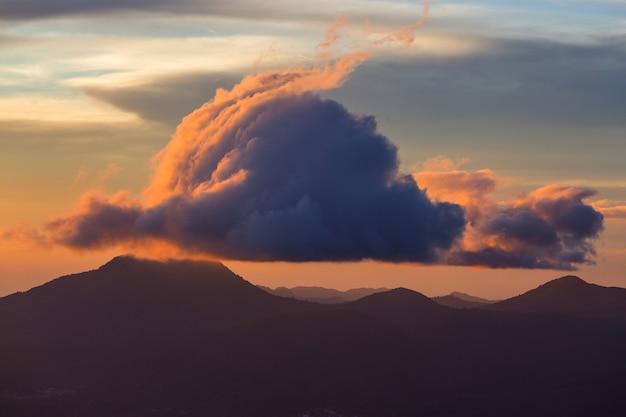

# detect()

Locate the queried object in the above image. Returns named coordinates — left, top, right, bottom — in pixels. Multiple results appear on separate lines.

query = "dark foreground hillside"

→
left=1, top=257, right=626, bottom=417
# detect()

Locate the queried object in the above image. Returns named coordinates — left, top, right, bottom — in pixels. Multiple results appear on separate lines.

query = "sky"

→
left=1, top=0, right=625, bottom=299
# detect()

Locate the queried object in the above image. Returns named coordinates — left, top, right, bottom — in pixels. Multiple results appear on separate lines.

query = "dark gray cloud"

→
left=79, top=36, right=626, bottom=132
left=483, top=211, right=559, bottom=247
left=47, top=91, right=466, bottom=262
left=0, top=0, right=211, bottom=20
left=449, top=247, right=562, bottom=270
left=82, top=72, right=241, bottom=127
left=47, top=193, right=143, bottom=248
left=0, top=0, right=325, bottom=21
left=453, top=186, right=604, bottom=270
left=333, top=36, right=626, bottom=127
left=414, top=169, right=604, bottom=270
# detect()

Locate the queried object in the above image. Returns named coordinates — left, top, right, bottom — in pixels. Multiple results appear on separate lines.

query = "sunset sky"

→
left=1, top=0, right=625, bottom=298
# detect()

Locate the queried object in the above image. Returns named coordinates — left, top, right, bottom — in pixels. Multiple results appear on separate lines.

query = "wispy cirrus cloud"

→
left=0, top=0, right=427, bottom=22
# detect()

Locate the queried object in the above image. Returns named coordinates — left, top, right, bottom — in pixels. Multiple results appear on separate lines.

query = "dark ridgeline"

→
left=260, top=286, right=389, bottom=304
left=262, top=285, right=494, bottom=308
left=1, top=257, right=626, bottom=417
left=483, top=275, right=626, bottom=319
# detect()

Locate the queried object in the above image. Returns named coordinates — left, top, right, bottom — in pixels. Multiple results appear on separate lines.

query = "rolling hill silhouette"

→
left=484, top=275, right=626, bottom=319
left=259, top=286, right=388, bottom=304
left=1, top=258, right=626, bottom=417
left=0, top=255, right=318, bottom=349
left=348, top=287, right=458, bottom=329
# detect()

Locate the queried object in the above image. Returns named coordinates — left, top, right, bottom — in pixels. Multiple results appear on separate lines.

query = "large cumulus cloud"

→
left=47, top=81, right=466, bottom=262
left=5, top=11, right=606, bottom=270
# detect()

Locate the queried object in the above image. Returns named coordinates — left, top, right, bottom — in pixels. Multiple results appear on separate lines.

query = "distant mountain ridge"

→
left=483, top=275, right=626, bottom=320
left=347, top=287, right=459, bottom=330
left=450, top=291, right=497, bottom=304
left=432, top=291, right=499, bottom=309
left=1, top=258, right=625, bottom=417
left=259, top=285, right=389, bottom=303
left=262, top=285, right=499, bottom=309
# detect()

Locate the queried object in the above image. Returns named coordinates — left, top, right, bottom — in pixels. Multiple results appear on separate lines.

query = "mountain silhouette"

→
left=348, top=287, right=457, bottom=328
left=0, top=255, right=317, bottom=347
left=0, top=256, right=320, bottom=400
left=259, top=285, right=298, bottom=298
left=432, top=291, right=497, bottom=309
left=450, top=291, right=497, bottom=304
left=1, top=259, right=626, bottom=417
left=483, top=275, right=626, bottom=319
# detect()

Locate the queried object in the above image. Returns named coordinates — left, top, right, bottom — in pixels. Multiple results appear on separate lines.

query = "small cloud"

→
left=415, top=164, right=604, bottom=270
left=45, top=192, right=142, bottom=249
left=95, top=163, right=123, bottom=183
left=70, top=163, right=123, bottom=190
left=417, top=155, right=472, bottom=172
left=592, top=199, right=626, bottom=219
left=71, top=166, right=90, bottom=188
left=0, top=222, right=50, bottom=248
